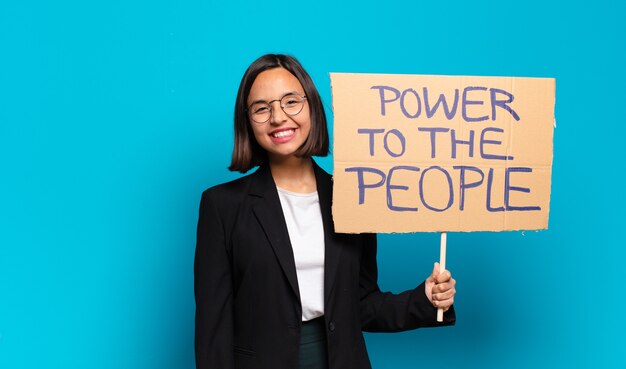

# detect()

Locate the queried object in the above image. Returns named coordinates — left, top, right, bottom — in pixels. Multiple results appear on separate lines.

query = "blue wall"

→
left=1, top=1, right=624, bottom=368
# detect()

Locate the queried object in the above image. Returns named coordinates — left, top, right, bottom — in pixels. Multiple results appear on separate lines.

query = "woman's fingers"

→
left=426, top=265, right=457, bottom=311
left=432, top=287, right=456, bottom=302
left=431, top=277, right=456, bottom=309
left=431, top=290, right=455, bottom=309
left=432, top=277, right=456, bottom=293
left=434, top=269, right=452, bottom=283
left=432, top=296, right=454, bottom=311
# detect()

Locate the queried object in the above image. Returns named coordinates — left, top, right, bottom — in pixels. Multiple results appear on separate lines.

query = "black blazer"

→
left=194, top=161, right=455, bottom=369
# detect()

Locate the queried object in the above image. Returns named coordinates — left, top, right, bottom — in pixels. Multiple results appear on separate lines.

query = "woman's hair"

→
left=228, top=54, right=329, bottom=173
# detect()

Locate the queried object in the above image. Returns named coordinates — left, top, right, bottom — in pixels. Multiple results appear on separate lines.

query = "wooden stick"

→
left=437, top=232, right=447, bottom=322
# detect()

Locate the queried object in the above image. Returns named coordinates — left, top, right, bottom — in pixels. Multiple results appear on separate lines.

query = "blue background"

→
left=1, top=0, right=624, bottom=368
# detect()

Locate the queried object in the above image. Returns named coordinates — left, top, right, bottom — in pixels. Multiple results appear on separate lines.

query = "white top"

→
left=276, top=186, right=325, bottom=321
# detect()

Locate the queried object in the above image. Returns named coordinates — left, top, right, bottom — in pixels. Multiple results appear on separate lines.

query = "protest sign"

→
left=331, top=73, right=555, bottom=233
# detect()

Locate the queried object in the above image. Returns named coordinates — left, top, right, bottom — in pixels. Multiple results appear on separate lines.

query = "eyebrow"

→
left=248, top=91, right=302, bottom=105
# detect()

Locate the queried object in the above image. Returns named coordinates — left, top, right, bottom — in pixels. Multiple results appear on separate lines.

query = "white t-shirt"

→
left=276, top=186, right=325, bottom=321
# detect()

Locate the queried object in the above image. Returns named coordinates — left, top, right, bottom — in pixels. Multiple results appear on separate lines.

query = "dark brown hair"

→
left=228, top=54, right=329, bottom=173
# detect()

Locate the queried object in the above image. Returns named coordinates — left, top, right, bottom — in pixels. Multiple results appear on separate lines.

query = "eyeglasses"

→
left=247, top=93, right=307, bottom=124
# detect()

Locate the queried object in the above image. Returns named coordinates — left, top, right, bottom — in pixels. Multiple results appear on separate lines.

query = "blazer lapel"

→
left=247, top=161, right=343, bottom=304
left=313, top=162, right=344, bottom=301
left=249, top=164, right=301, bottom=300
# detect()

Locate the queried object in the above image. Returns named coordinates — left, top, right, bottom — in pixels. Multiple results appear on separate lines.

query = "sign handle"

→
left=437, top=232, right=447, bottom=322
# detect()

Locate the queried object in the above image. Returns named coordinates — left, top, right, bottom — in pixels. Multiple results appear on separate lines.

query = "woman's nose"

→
left=269, top=101, right=288, bottom=124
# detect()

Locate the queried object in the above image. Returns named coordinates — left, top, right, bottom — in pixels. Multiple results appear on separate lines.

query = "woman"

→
left=195, top=54, right=456, bottom=369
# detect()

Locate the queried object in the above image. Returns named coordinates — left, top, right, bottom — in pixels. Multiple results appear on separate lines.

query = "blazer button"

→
left=328, top=321, right=336, bottom=332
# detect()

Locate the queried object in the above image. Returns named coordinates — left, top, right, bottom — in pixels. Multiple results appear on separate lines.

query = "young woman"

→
left=195, top=54, right=456, bottom=369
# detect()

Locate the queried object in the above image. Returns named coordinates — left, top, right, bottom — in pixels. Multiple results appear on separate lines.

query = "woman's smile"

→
left=270, top=127, right=297, bottom=142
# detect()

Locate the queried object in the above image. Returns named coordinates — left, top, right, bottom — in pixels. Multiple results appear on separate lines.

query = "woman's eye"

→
left=285, top=97, right=301, bottom=106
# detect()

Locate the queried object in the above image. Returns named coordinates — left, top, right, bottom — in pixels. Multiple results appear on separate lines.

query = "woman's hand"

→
left=425, top=262, right=456, bottom=312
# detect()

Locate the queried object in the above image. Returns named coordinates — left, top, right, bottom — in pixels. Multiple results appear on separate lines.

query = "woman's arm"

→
left=194, top=189, right=234, bottom=369
left=358, top=234, right=456, bottom=332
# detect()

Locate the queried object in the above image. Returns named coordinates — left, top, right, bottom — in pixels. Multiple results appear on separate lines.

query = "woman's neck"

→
left=269, top=156, right=316, bottom=193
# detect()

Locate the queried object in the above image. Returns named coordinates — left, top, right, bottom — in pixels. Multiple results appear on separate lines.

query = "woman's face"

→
left=247, top=67, right=311, bottom=162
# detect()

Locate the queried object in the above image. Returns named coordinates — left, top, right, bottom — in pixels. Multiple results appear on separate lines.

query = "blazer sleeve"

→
left=358, top=234, right=456, bottom=332
left=194, top=189, right=234, bottom=369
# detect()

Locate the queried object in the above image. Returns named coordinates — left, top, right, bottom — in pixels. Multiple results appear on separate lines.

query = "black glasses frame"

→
left=247, top=94, right=307, bottom=124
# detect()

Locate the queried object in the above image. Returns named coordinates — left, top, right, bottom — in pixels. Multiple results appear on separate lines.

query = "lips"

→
left=270, top=128, right=296, bottom=138
left=268, top=128, right=298, bottom=143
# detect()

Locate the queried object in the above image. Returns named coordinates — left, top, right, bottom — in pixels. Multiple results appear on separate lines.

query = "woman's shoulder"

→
left=202, top=170, right=256, bottom=200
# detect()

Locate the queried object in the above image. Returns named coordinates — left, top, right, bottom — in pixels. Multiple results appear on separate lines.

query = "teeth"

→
left=272, top=129, right=295, bottom=138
